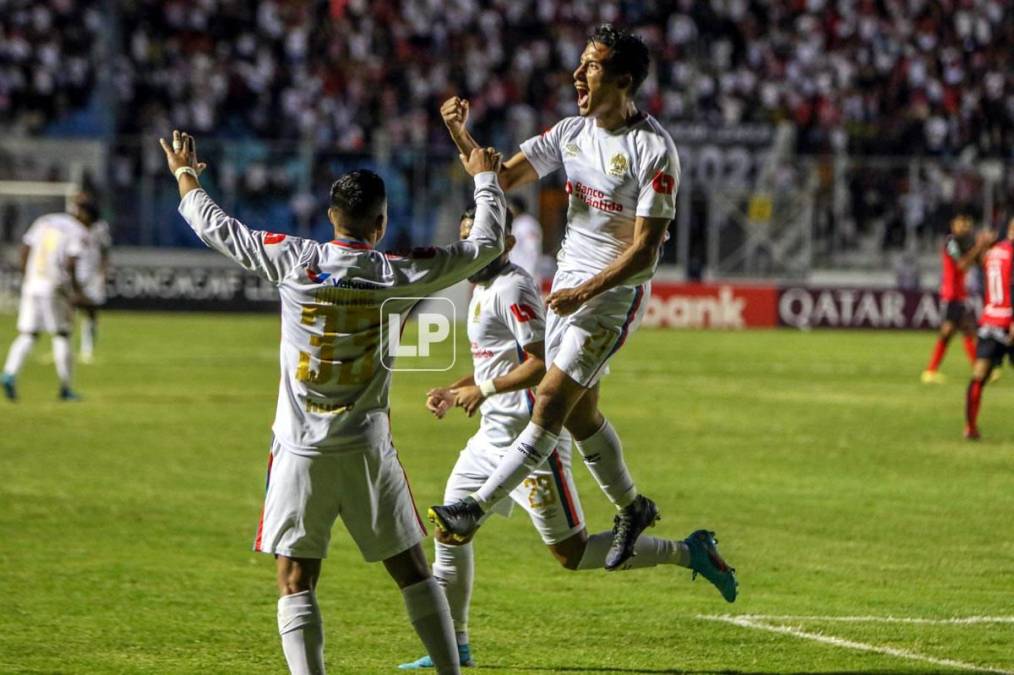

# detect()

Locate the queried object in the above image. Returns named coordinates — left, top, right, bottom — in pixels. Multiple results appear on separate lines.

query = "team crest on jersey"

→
left=472, top=301, right=481, bottom=322
left=608, top=153, right=628, bottom=177
left=564, top=143, right=580, bottom=157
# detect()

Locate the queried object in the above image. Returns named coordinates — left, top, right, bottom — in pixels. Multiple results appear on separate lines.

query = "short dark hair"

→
left=461, top=206, right=513, bottom=234
left=589, top=24, right=650, bottom=93
left=330, top=170, right=386, bottom=220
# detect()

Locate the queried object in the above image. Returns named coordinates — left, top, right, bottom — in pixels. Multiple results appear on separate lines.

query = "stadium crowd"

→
left=1, top=0, right=1010, bottom=158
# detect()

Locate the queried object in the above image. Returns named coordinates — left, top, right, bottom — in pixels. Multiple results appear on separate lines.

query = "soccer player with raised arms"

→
left=429, top=24, right=736, bottom=599
left=400, top=208, right=735, bottom=669
left=160, top=130, right=509, bottom=675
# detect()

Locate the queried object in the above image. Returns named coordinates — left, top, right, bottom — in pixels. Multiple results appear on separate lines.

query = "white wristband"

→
left=174, top=166, right=198, bottom=181
left=478, top=379, right=497, bottom=397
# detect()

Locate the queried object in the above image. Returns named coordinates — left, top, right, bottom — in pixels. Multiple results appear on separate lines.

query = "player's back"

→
left=980, top=240, right=1013, bottom=328
left=519, top=113, right=679, bottom=285
left=76, top=220, right=112, bottom=283
left=271, top=238, right=441, bottom=454
left=22, top=213, right=87, bottom=295
left=178, top=171, right=506, bottom=455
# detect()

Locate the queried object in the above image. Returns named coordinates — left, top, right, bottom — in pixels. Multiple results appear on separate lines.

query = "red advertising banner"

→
left=642, top=282, right=779, bottom=329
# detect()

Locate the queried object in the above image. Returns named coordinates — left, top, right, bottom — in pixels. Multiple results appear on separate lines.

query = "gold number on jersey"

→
left=523, top=475, right=557, bottom=510
left=296, top=303, right=380, bottom=385
left=34, top=229, right=62, bottom=275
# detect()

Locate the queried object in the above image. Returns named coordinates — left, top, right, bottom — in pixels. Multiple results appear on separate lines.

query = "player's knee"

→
left=533, top=387, right=568, bottom=425
left=276, top=557, right=319, bottom=596
left=549, top=533, right=587, bottom=570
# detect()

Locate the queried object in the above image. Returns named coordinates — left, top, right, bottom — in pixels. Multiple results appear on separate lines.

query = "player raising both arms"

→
left=964, top=220, right=1012, bottom=440
left=400, top=209, right=735, bottom=670
left=161, top=129, right=509, bottom=675
left=428, top=24, right=736, bottom=597
left=921, top=213, right=992, bottom=384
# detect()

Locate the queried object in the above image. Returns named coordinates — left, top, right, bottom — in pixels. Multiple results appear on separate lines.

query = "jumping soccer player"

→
left=2, top=194, right=94, bottom=401
left=161, top=129, right=509, bottom=675
left=429, top=24, right=737, bottom=589
left=399, top=209, right=735, bottom=669
left=964, top=220, right=1012, bottom=440
left=922, top=213, right=992, bottom=384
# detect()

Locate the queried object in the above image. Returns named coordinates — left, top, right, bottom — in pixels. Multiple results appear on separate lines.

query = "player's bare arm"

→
left=547, top=215, right=669, bottom=316
left=441, top=97, right=538, bottom=191
left=453, top=340, right=546, bottom=416
left=159, top=129, right=207, bottom=199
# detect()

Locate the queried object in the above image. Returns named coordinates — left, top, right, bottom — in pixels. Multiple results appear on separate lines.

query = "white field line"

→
left=698, top=615, right=1014, bottom=674
left=709, top=614, right=1014, bottom=625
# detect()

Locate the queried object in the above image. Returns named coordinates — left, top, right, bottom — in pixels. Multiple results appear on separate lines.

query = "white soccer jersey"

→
left=519, top=113, right=679, bottom=285
left=507, top=213, right=543, bottom=286
left=178, top=172, right=506, bottom=455
left=467, top=263, right=544, bottom=449
left=76, top=219, right=112, bottom=284
left=21, top=213, right=88, bottom=295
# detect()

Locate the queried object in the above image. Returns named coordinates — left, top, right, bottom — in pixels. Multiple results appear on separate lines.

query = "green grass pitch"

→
left=2, top=311, right=1013, bottom=674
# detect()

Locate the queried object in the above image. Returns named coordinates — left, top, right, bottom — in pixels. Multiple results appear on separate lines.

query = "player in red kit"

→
left=922, top=213, right=992, bottom=384
left=963, top=219, right=1013, bottom=439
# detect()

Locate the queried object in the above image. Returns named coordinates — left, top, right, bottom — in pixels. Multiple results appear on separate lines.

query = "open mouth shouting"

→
left=575, top=82, right=590, bottom=112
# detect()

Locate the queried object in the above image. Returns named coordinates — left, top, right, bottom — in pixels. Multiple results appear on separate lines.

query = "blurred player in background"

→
left=76, top=203, right=112, bottom=363
left=921, top=212, right=993, bottom=384
left=161, top=129, right=509, bottom=675
left=963, top=219, right=1011, bottom=440
left=2, top=194, right=95, bottom=401
left=506, top=196, right=543, bottom=289
left=429, top=24, right=736, bottom=593
left=400, top=209, right=734, bottom=669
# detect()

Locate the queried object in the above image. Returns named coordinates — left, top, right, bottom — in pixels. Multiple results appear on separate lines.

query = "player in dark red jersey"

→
left=922, top=213, right=992, bottom=384
left=963, top=220, right=1012, bottom=439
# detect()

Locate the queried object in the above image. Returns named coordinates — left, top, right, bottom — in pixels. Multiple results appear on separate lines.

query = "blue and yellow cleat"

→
left=2, top=373, right=15, bottom=401
left=685, top=529, right=738, bottom=603
left=398, top=643, right=474, bottom=669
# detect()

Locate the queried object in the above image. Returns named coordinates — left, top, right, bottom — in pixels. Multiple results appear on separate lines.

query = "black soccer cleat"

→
left=428, top=497, right=485, bottom=543
left=605, top=495, right=660, bottom=570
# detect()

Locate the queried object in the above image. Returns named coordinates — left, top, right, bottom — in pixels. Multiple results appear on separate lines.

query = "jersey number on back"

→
left=296, top=303, right=380, bottom=386
left=986, top=261, right=1006, bottom=305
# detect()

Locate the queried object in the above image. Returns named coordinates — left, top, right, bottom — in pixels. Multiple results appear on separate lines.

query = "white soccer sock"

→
left=472, top=423, right=559, bottom=510
left=277, top=590, right=325, bottom=675
left=401, top=577, right=459, bottom=674
left=81, top=316, right=96, bottom=357
left=432, top=541, right=474, bottom=641
left=576, top=531, right=690, bottom=571
left=3, top=334, right=35, bottom=376
left=575, top=419, right=638, bottom=508
left=52, top=335, right=73, bottom=386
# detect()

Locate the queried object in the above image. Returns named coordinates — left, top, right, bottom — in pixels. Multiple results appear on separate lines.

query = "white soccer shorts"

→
left=254, top=437, right=427, bottom=562
left=17, top=292, right=73, bottom=334
left=545, top=269, right=649, bottom=388
left=444, top=436, right=584, bottom=545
